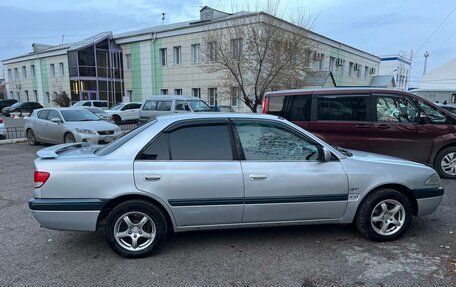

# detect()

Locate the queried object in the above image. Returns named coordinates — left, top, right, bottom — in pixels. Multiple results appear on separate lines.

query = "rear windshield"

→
left=95, top=120, right=157, bottom=156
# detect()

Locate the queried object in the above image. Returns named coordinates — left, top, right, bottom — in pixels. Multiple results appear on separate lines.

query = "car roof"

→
left=144, top=95, right=202, bottom=101
left=265, top=87, right=413, bottom=96
left=154, top=112, right=279, bottom=122
left=37, top=107, right=93, bottom=111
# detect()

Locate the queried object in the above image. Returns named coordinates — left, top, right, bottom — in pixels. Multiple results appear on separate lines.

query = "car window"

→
left=157, top=101, right=172, bottom=111
left=47, top=110, right=62, bottom=121
left=416, top=99, right=456, bottom=125
left=122, top=104, right=133, bottom=110
left=168, top=125, right=233, bottom=160
left=175, top=101, right=191, bottom=111
left=376, top=96, right=419, bottom=123
left=317, top=95, right=368, bottom=121
left=93, top=101, right=107, bottom=108
left=288, top=95, right=312, bottom=121
left=82, top=102, right=91, bottom=106
left=187, top=100, right=211, bottom=112
left=142, top=101, right=157, bottom=111
left=267, top=96, right=286, bottom=116
left=441, top=105, right=456, bottom=114
left=138, top=133, right=170, bottom=160
left=111, top=104, right=123, bottom=110
left=37, top=110, right=50, bottom=119
left=235, top=122, right=320, bottom=161
left=131, top=103, right=142, bottom=109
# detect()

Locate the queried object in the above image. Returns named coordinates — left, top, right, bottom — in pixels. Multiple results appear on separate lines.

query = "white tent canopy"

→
left=420, top=58, right=456, bottom=90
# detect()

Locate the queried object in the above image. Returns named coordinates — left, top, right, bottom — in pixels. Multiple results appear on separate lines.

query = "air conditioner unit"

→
left=314, top=51, right=322, bottom=60
left=354, top=63, right=362, bottom=70
left=370, top=67, right=376, bottom=74
left=336, top=58, right=344, bottom=66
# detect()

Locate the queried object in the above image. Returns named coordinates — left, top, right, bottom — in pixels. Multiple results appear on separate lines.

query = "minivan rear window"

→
left=268, top=96, right=286, bottom=116
left=317, top=96, right=368, bottom=121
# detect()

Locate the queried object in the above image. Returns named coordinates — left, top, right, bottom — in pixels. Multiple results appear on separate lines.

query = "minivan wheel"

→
left=104, top=200, right=167, bottom=258
left=355, top=188, right=412, bottom=241
left=434, top=146, right=456, bottom=179
left=26, top=129, right=39, bottom=145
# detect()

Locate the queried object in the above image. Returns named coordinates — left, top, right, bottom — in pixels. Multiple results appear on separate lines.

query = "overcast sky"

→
left=1, top=0, right=455, bottom=87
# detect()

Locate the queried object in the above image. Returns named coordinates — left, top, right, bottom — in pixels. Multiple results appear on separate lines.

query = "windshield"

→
left=61, top=109, right=101, bottom=122
left=110, top=104, right=123, bottom=110
left=441, top=106, right=456, bottom=114
left=10, top=102, right=23, bottom=108
left=72, top=102, right=83, bottom=107
left=86, top=107, right=106, bottom=114
left=95, top=120, right=157, bottom=155
left=188, top=100, right=211, bottom=112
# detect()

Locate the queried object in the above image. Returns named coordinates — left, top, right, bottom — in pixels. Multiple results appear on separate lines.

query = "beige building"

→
left=2, top=6, right=381, bottom=111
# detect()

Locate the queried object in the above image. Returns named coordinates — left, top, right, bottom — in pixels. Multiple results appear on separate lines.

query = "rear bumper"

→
left=29, top=198, right=106, bottom=231
left=75, top=132, right=122, bottom=144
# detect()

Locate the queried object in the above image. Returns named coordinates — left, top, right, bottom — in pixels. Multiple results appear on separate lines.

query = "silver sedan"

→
left=25, top=108, right=122, bottom=145
left=29, top=113, right=443, bottom=258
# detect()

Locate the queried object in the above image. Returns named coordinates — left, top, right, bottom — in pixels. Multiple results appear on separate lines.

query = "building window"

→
left=45, top=92, right=50, bottom=103
left=329, top=56, right=335, bottom=72
left=208, top=88, right=217, bottom=106
left=230, top=38, right=243, bottom=59
left=364, top=66, right=369, bottom=79
left=59, top=63, right=64, bottom=76
left=16, top=92, right=20, bottom=100
left=192, top=88, right=201, bottom=98
left=174, top=89, right=183, bottom=95
left=33, top=90, right=38, bottom=102
left=22, top=66, right=27, bottom=79
left=31, top=65, right=36, bottom=78
left=25, top=90, right=29, bottom=101
left=126, top=90, right=132, bottom=101
left=14, top=68, right=19, bottom=80
left=318, top=54, right=324, bottom=70
left=173, top=46, right=181, bottom=65
left=7, top=69, right=12, bottom=80
left=159, top=48, right=167, bottom=66
left=125, top=54, right=132, bottom=69
left=349, top=62, right=354, bottom=76
left=160, top=89, right=168, bottom=95
left=50, top=64, right=55, bottom=77
left=208, top=41, right=217, bottom=62
left=230, top=87, right=241, bottom=106
left=9, top=91, right=13, bottom=99
left=357, top=65, right=361, bottom=78
left=191, top=44, right=200, bottom=64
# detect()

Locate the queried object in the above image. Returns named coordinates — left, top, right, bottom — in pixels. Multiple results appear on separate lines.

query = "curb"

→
left=0, top=138, right=28, bottom=145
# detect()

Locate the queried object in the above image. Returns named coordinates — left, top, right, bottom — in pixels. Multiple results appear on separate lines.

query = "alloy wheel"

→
left=113, top=211, right=156, bottom=252
left=27, top=130, right=36, bottom=145
left=440, top=152, right=456, bottom=176
left=64, top=133, right=75, bottom=143
left=370, top=199, right=405, bottom=236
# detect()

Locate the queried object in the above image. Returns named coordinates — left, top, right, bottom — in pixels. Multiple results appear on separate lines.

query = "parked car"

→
left=1, top=101, right=43, bottom=117
left=436, top=103, right=456, bottom=115
left=0, top=99, right=18, bottom=112
left=29, top=113, right=443, bottom=258
left=210, top=105, right=236, bottom=112
left=25, top=108, right=122, bottom=145
left=105, top=102, right=142, bottom=124
left=0, top=117, right=5, bottom=140
left=72, top=100, right=109, bottom=110
left=80, top=107, right=112, bottom=121
left=262, top=87, right=456, bottom=179
left=139, top=96, right=211, bottom=123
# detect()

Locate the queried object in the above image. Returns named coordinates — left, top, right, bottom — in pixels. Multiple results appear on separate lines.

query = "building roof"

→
left=369, top=75, right=396, bottom=88
left=68, top=32, right=112, bottom=51
left=420, top=57, right=456, bottom=90
left=302, top=71, right=336, bottom=87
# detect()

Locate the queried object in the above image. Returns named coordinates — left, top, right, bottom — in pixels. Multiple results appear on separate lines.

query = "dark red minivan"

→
left=262, top=87, right=456, bottom=178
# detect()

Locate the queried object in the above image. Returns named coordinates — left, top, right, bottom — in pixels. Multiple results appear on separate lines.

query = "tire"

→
left=112, top=115, right=121, bottom=124
left=433, top=146, right=456, bottom=179
left=26, top=129, right=39, bottom=145
left=104, top=200, right=168, bottom=258
left=355, top=188, right=412, bottom=241
left=64, top=132, right=76, bottom=143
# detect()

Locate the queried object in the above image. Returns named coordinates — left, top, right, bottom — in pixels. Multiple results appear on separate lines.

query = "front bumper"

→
left=29, top=198, right=107, bottom=231
left=412, top=187, right=444, bottom=216
left=0, top=124, right=5, bottom=137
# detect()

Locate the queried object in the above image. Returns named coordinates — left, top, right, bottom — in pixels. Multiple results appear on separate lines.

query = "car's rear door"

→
left=233, top=119, right=348, bottom=223
left=134, top=119, right=244, bottom=227
left=310, top=92, right=373, bottom=151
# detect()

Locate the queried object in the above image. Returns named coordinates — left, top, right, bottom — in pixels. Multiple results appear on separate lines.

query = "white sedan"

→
left=0, top=117, right=6, bottom=139
left=105, top=102, right=142, bottom=124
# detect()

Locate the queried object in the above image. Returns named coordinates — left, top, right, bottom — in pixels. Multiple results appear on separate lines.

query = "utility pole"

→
left=162, top=13, right=165, bottom=25
left=423, top=51, right=429, bottom=76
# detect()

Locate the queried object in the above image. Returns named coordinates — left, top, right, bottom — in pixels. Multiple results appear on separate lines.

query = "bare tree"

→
left=201, top=4, right=315, bottom=112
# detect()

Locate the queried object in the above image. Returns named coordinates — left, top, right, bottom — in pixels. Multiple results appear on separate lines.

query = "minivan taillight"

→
left=261, top=96, right=269, bottom=114
left=0, top=118, right=3, bottom=123
left=34, top=171, right=50, bottom=188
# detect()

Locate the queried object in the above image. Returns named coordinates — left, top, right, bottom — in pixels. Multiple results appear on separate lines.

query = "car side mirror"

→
left=419, top=114, right=428, bottom=125
left=51, top=118, right=62, bottom=124
left=321, top=147, right=332, bottom=162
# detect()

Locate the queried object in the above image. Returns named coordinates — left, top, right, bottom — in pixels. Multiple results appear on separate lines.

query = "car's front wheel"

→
left=104, top=200, right=168, bottom=258
left=64, top=132, right=76, bottom=143
left=434, top=146, right=456, bottom=179
left=355, top=188, right=412, bottom=241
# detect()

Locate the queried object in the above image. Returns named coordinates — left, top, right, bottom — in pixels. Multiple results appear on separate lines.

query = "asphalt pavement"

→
left=0, top=143, right=454, bottom=286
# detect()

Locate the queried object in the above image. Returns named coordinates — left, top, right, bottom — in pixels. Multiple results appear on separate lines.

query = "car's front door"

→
left=42, top=109, right=66, bottom=143
left=233, top=119, right=349, bottom=223
left=121, top=103, right=141, bottom=121
left=134, top=119, right=244, bottom=227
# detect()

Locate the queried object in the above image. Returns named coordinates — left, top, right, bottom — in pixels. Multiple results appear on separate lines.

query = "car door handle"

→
left=144, top=175, right=161, bottom=181
left=376, top=124, right=390, bottom=129
left=249, top=174, right=267, bottom=181
left=355, top=124, right=371, bottom=128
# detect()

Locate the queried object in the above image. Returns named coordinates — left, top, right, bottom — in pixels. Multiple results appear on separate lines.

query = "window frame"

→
left=173, top=46, right=181, bottom=65
left=313, top=93, right=372, bottom=122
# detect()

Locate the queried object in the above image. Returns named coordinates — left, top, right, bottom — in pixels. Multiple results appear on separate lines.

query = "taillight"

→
left=261, top=96, right=269, bottom=114
left=0, top=118, right=3, bottom=123
left=34, top=171, right=50, bottom=188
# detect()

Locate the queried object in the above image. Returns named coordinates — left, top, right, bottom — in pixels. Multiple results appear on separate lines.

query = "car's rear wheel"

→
left=26, top=129, right=39, bottom=145
left=64, top=132, right=76, bottom=143
left=104, top=200, right=167, bottom=258
left=434, top=146, right=456, bottom=179
left=355, top=188, right=412, bottom=241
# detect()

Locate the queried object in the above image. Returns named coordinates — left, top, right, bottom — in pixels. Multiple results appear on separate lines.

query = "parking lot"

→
left=0, top=143, right=454, bottom=286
